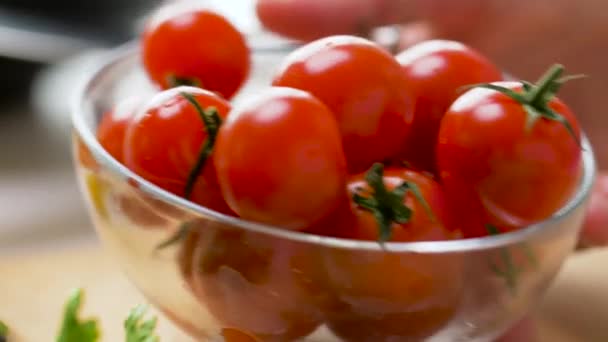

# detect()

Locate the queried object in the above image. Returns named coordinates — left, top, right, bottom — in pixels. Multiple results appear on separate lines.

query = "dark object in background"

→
left=0, top=0, right=162, bottom=103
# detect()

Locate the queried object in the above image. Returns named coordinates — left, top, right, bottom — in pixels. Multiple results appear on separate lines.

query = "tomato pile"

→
left=90, top=3, right=584, bottom=341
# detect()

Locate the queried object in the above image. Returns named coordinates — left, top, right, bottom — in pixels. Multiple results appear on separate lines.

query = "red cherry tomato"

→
left=318, top=164, right=462, bottom=341
left=340, top=165, right=460, bottom=242
left=142, top=5, right=250, bottom=99
left=395, top=40, right=502, bottom=172
left=97, top=96, right=142, bottom=164
left=76, top=137, right=99, bottom=171
left=272, top=35, right=414, bottom=173
left=183, top=225, right=324, bottom=341
left=214, top=87, right=347, bottom=230
left=437, top=66, right=583, bottom=237
left=124, top=86, right=232, bottom=214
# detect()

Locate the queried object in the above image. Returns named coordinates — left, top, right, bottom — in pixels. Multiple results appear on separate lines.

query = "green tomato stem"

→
left=470, top=63, right=581, bottom=146
left=179, top=92, right=222, bottom=199
left=353, top=163, right=436, bottom=244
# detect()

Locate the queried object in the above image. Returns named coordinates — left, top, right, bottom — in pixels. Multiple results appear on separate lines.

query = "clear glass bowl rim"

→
left=71, top=42, right=597, bottom=254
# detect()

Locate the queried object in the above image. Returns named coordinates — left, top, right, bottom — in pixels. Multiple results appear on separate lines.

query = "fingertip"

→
left=256, top=0, right=379, bottom=41
left=497, top=317, right=537, bottom=342
left=580, top=173, right=608, bottom=247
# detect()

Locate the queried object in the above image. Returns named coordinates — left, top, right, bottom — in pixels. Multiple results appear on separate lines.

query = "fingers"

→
left=256, top=0, right=493, bottom=42
left=579, top=173, right=608, bottom=248
left=496, top=317, right=537, bottom=342
left=256, top=0, right=383, bottom=41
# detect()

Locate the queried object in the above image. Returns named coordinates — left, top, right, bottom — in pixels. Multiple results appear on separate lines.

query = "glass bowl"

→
left=71, top=43, right=596, bottom=342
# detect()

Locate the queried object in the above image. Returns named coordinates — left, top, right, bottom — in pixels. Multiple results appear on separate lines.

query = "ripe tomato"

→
left=318, top=165, right=462, bottom=341
left=75, top=136, right=99, bottom=171
left=124, top=86, right=232, bottom=214
left=437, top=65, right=582, bottom=237
left=97, top=96, right=142, bottom=164
left=221, top=328, right=262, bottom=342
left=272, top=35, right=414, bottom=173
left=395, top=40, right=502, bottom=172
left=214, top=87, right=347, bottom=230
left=76, top=96, right=141, bottom=171
left=185, top=224, right=325, bottom=341
left=142, top=5, right=250, bottom=99
left=341, top=164, right=460, bottom=242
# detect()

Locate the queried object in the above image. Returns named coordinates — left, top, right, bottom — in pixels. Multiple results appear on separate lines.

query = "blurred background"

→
left=0, top=0, right=262, bottom=253
left=0, top=0, right=160, bottom=252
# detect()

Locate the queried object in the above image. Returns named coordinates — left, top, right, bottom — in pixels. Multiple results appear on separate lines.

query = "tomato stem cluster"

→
left=166, top=74, right=202, bottom=88
left=353, top=163, right=435, bottom=243
left=180, top=92, right=222, bottom=199
left=472, top=64, right=581, bottom=146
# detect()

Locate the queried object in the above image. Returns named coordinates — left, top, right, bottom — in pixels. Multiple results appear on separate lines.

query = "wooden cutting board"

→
left=1, top=240, right=607, bottom=341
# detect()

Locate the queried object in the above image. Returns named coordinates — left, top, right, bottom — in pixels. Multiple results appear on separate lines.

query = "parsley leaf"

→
left=124, top=305, right=160, bottom=342
left=56, top=288, right=100, bottom=342
left=0, top=320, right=8, bottom=340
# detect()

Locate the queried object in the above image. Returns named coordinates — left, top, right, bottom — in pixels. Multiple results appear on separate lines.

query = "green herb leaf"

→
left=125, top=305, right=160, bottom=342
left=0, top=320, right=8, bottom=338
left=56, top=289, right=100, bottom=342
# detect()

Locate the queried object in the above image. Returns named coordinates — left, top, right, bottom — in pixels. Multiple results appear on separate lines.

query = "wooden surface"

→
left=1, top=241, right=608, bottom=341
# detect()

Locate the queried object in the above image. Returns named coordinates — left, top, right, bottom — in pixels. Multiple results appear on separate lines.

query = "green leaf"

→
left=56, top=289, right=100, bottom=342
left=125, top=305, right=160, bottom=342
left=0, top=320, right=8, bottom=338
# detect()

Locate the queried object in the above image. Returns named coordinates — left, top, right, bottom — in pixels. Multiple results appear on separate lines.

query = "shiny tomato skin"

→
left=436, top=81, right=582, bottom=237
left=318, top=168, right=463, bottom=341
left=272, top=36, right=415, bottom=173
left=123, top=86, right=232, bottom=214
left=97, top=96, right=142, bottom=164
left=142, top=5, right=250, bottom=99
left=185, top=225, right=324, bottom=341
left=395, top=40, right=503, bottom=172
left=214, top=87, right=347, bottom=230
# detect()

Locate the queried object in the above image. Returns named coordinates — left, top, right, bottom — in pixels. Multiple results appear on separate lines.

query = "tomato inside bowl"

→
left=72, top=42, right=596, bottom=342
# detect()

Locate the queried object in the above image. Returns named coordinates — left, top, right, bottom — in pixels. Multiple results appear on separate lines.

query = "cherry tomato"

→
left=185, top=225, right=325, bottom=341
left=214, top=87, right=347, bottom=230
left=318, top=165, right=463, bottom=341
left=272, top=35, right=414, bottom=173
left=437, top=66, right=583, bottom=237
left=221, top=328, right=261, bottom=342
left=97, top=96, right=142, bottom=164
left=343, top=165, right=459, bottom=242
left=76, top=97, right=141, bottom=171
left=124, top=86, right=232, bottom=214
left=142, top=5, right=250, bottom=99
left=75, top=136, right=99, bottom=171
left=395, top=40, right=502, bottom=172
